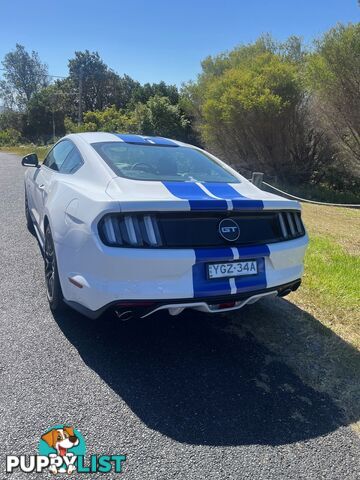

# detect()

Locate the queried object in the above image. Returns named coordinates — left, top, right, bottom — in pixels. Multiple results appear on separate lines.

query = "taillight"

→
left=278, top=211, right=305, bottom=240
left=98, top=214, right=162, bottom=247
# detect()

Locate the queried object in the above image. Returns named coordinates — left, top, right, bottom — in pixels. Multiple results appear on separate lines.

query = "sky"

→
left=0, top=0, right=359, bottom=86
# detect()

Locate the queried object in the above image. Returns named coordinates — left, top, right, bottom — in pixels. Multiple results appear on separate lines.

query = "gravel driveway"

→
left=1, top=152, right=359, bottom=479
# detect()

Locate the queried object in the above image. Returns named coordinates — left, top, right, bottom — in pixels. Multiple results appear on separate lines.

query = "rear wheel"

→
left=44, top=225, right=66, bottom=312
left=25, top=192, right=35, bottom=234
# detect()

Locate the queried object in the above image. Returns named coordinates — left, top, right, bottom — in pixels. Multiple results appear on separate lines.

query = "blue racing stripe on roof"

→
left=114, top=133, right=149, bottom=144
left=163, top=182, right=228, bottom=211
left=203, top=182, right=264, bottom=210
left=145, top=136, right=178, bottom=146
left=113, top=133, right=178, bottom=146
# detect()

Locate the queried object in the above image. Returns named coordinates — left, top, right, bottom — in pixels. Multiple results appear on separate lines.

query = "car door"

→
left=32, top=140, right=74, bottom=237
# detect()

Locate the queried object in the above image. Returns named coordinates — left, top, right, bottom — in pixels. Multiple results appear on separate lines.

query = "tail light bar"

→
left=98, top=210, right=305, bottom=248
left=99, top=214, right=162, bottom=247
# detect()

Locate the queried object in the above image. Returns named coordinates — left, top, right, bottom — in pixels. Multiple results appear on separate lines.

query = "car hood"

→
left=105, top=177, right=301, bottom=212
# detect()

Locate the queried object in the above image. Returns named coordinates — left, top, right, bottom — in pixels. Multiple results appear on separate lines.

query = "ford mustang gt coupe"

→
left=22, top=132, right=308, bottom=319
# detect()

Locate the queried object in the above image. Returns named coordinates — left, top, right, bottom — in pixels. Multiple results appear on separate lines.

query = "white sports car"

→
left=22, top=133, right=308, bottom=320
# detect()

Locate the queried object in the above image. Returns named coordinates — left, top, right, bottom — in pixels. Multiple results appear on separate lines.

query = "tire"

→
left=25, top=192, right=35, bottom=234
left=44, top=225, right=66, bottom=313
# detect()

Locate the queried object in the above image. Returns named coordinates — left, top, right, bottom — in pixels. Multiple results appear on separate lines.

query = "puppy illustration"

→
left=41, top=426, right=79, bottom=474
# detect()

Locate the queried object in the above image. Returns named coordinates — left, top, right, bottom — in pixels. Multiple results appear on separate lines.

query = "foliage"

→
left=0, top=109, right=25, bottom=132
left=68, top=50, right=119, bottom=115
left=131, top=95, right=189, bottom=139
left=65, top=105, right=131, bottom=133
left=22, top=85, right=66, bottom=142
left=306, top=23, right=360, bottom=171
left=0, top=44, right=48, bottom=110
left=0, top=128, right=21, bottom=146
left=0, top=26, right=359, bottom=195
left=65, top=97, right=191, bottom=141
left=131, top=81, right=179, bottom=105
left=186, top=41, right=335, bottom=183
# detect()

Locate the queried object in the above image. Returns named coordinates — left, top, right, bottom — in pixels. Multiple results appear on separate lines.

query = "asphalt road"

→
left=1, top=152, right=359, bottom=479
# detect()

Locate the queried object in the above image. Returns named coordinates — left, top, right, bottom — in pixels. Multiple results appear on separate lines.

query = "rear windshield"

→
left=91, top=142, right=239, bottom=183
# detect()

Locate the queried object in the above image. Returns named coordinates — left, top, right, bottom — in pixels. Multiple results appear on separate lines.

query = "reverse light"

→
left=99, top=214, right=162, bottom=247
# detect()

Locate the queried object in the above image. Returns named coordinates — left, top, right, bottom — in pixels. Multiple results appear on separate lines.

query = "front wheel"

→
left=44, top=225, right=66, bottom=312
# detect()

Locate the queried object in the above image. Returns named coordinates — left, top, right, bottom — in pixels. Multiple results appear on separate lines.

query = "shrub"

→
left=0, top=128, right=22, bottom=146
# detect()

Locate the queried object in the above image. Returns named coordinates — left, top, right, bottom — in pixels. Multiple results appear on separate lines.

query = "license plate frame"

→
left=206, top=259, right=258, bottom=280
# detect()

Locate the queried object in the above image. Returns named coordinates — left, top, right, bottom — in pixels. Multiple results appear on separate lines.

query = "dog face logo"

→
left=41, top=427, right=79, bottom=457
left=39, top=425, right=85, bottom=475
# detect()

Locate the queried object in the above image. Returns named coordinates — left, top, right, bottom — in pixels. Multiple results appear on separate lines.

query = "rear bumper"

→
left=64, top=279, right=301, bottom=319
left=56, top=233, right=308, bottom=317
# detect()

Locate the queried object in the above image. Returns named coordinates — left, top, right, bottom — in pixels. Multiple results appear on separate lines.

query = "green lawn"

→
left=0, top=145, right=51, bottom=161
left=292, top=203, right=360, bottom=349
left=305, top=236, right=359, bottom=309
left=228, top=204, right=360, bottom=432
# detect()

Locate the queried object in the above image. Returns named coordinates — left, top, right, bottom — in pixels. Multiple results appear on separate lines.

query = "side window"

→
left=43, top=141, right=74, bottom=171
left=60, top=147, right=83, bottom=174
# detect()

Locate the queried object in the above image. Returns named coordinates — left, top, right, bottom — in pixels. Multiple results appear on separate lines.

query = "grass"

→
left=0, top=144, right=51, bottom=161
left=292, top=204, right=360, bottom=348
left=264, top=181, right=360, bottom=204
left=226, top=203, right=360, bottom=433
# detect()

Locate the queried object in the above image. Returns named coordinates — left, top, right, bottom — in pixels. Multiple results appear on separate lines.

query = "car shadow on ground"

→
left=53, top=299, right=359, bottom=447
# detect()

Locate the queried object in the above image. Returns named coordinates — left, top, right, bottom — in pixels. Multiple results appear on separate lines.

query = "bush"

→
left=0, top=128, right=22, bottom=146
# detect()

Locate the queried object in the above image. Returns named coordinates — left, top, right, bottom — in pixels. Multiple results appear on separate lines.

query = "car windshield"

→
left=91, top=142, right=239, bottom=183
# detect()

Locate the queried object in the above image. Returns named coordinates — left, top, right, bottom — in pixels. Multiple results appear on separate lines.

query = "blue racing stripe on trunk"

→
left=163, top=182, right=228, bottom=211
left=234, top=244, right=269, bottom=293
left=192, top=245, right=270, bottom=298
left=235, top=244, right=270, bottom=259
left=234, top=258, right=267, bottom=292
left=203, top=182, right=264, bottom=210
left=192, top=248, right=233, bottom=297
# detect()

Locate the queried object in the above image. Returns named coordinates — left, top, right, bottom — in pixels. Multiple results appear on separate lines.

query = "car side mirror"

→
left=22, top=153, right=39, bottom=167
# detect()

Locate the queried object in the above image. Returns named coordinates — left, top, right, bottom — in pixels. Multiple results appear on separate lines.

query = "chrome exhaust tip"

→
left=115, top=310, right=133, bottom=321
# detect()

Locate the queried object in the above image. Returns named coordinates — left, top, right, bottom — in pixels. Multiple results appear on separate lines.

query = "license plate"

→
left=207, top=260, right=258, bottom=279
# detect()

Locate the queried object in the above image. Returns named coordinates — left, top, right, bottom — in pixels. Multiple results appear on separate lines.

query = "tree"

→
left=132, top=81, right=179, bottom=105
left=23, top=85, right=66, bottom=142
left=306, top=24, right=360, bottom=169
left=131, top=95, right=189, bottom=139
left=68, top=50, right=124, bottom=118
left=81, top=106, right=131, bottom=132
left=186, top=38, right=335, bottom=183
left=0, top=44, right=48, bottom=110
left=0, top=109, right=25, bottom=132
left=112, top=74, right=141, bottom=109
left=67, top=96, right=191, bottom=141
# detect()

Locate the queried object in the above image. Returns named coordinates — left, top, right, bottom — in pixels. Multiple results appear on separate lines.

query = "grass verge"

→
left=293, top=204, right=360, bottom=348
left=0, top=145, right=51, bottom=161
left=227, top=203, right=360, bottom=432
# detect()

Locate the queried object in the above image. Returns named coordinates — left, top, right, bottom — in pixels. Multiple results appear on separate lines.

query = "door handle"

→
left=38, top=184, right=45, bottom=190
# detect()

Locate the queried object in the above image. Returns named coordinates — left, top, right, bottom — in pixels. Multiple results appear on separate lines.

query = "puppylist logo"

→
left=6, top=424, right=126, bottom=475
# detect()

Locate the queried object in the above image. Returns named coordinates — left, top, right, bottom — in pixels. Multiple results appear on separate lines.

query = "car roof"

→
left=69, top=132, right=184, bottom=147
